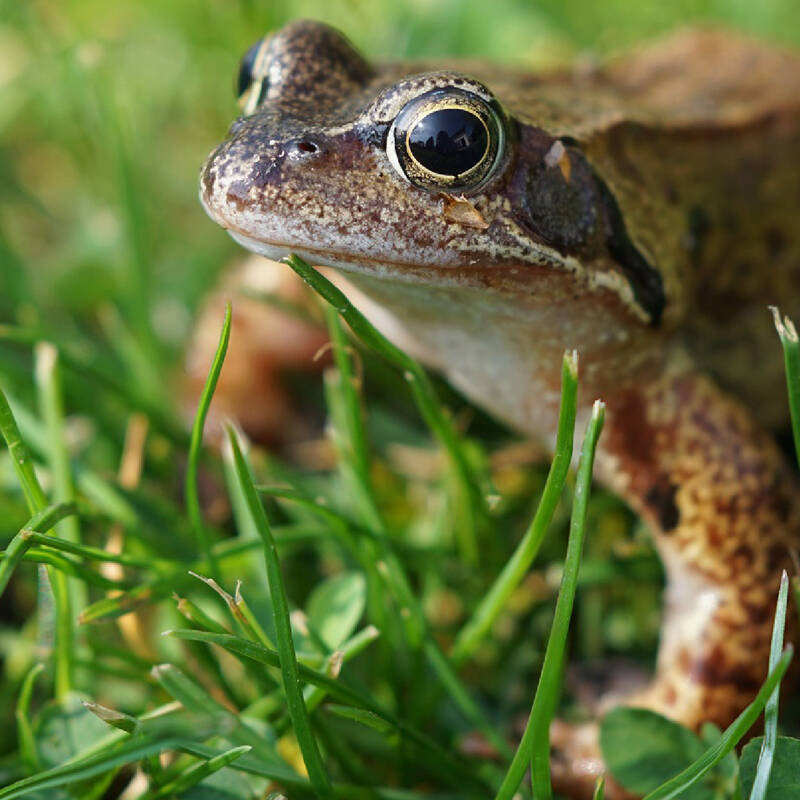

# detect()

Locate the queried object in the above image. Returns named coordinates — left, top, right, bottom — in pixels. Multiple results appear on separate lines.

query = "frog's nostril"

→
left=286, top=139, right=321, bottom=159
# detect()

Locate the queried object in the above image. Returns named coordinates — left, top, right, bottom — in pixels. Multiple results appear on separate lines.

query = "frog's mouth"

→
left=224, top=227, right=489, bottom=289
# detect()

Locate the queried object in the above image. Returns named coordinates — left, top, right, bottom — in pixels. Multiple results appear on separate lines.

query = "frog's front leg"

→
left=554, top=356, right=799, bottom=798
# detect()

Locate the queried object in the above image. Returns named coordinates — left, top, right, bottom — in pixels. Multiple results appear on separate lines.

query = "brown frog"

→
left=199, top=20, right=800, bottom=797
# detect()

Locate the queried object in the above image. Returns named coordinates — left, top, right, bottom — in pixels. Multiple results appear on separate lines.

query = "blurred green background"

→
left=1, top=0, right=799, bottom=377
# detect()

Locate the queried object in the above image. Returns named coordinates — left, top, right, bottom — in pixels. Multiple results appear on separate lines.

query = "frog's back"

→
left=475, top=29, right=800, bottom=425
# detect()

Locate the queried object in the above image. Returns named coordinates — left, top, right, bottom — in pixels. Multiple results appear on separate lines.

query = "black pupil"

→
left=237, top=39, right=262, bottom=98
left=407, top=108, right=488, bottom=176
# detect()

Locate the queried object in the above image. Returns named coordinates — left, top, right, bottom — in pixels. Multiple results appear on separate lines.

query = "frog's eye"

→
left=387, top=89, right=505, bottom=192
left=237, top=37, right=270, bottom=114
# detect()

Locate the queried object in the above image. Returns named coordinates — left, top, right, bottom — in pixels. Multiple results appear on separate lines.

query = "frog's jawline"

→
left=226, top=229, right=516, bottom=290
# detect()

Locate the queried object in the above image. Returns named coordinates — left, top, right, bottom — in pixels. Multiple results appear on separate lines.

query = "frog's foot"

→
left=550, top=719, right=634, bottom=800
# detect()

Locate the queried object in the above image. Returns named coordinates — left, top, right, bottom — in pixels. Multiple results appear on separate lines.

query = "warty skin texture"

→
left=200, top=20, right=800, bottom=797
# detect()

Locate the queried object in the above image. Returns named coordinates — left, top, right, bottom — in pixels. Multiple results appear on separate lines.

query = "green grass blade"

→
left=771, top=307, right=800, bottom=469
left=451, top=351, right=578, bottom=665
left=179, top=741, right=483, bottom=799
left=0, top=735, right=185, bottom=800
left=22, top=531, right=166, bottom=570
left=285, top=255, right=487, bottom=539
left=323, top=301, right=374, bottom=504
left=225, top=426, right=334, bottom=798
left=423, top=638, right=513, bottom=759
left=263, top=494, right=510, bottom=756
left=0, top=325, right=185, bottom=444
left=593, top=777, right=605, bottom=800
left=35, top=342, right=85, bottom=695
left=185, top=302, right=231, bottom=576
left=0, top=502, right=80, bottom=596
left=320, top=305, right=403, bottom=660
left=35, top=343, right=82, bottom=549
left=15, top=549, right=129, bottom=590
left=145, top=744, right=251, bottom=800
left=151, top=663, right=281, bottom=763
left=0, top=383, right=75, bottom=695
left=83, top=701, right=140, bottom=734
left=15, top=662, right=44, bottom=773
left=642, top=646, right=793, bottom=800
left=298, top=625, right=381, bottom=717
left=0, top=386, right=48, bottom=514
left=79, top=581, right=167, bottom=623
left=494, top=399, right=605, bottom=800
left=164, top=628, right=487, bottom=791
left=748, top=570, right=789, bottom=800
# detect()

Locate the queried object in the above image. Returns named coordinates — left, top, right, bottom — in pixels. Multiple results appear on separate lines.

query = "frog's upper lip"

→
left=199, top=182, right=482, bottom=285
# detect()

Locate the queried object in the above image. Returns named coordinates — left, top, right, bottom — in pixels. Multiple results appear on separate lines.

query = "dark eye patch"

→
left=515, top=139, right=665, bottom=324
left=522, top=151, right=598, bottom=249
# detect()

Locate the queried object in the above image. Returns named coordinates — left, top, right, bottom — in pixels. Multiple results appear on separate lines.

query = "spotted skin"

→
left=199, top=21, right=800, bottom=798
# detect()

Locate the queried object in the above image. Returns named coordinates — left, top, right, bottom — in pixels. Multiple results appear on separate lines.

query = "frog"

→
left=199, top=19, right=800, bottom=798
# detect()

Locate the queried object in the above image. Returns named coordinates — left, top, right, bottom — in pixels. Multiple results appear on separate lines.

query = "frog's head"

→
left=201, top=20, right=665, bottom=327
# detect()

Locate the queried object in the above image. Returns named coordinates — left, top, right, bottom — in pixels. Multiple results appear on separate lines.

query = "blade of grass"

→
left=295, top=625, right=380, bottom=719
left=76, top=528, right=326, bottom=624
left=20, top=531, right=167, bottom=570
left=164, top=627, right=489, bottom=792
left=0, top=390, right=140, bottom=528
left=593, top=777, right=605, bottom=800
left=36, top=343, right=86, bottom=688
left=321, top=305, right=401, bottom=660
left=747, top=570, right=789, bottom=800
left=0, top=502, right=79, bottom=596
left=264, top=481, right=511, bottom=756
left=642, top=646, right=793, bottom=800
left=178, top=741, right=484, bottom=800
left=0, top=386, right=48, bottom=513
left=0, top=735, right=186, bottom=800
left=771, top=307, right=800, bottom=469
left=15, top=662, right=44, bottom=773
left=0, top=325, right=185, bottom=443
left=0, top=383, right=74, bottom=696
left=35, top=344, right=82, bottom=549
left=83, top=701, right=140, bottom=734
left=323, top=302, right=373, bottom=514
left=151, top=663, right=281, bottom=763
left=280, top=312, right=513, bottom=756
left=451, top=351, right=578, bottom=665
left=225, top=426, right=334, bottom=799
left=185, top=302, right=231, bottom=577
left=285, top=254, right=487, bottom=543
left=494, top=399, right=605, bottom=800
left=144, top=744, right=251, bottom=800
left=16, top=549, right=132, bottom=590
